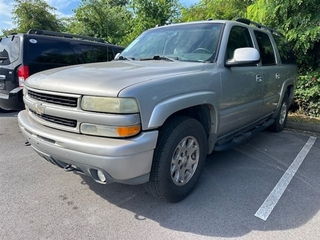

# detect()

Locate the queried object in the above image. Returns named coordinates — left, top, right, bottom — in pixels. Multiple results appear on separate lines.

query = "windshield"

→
left=120, top=23, right=223, bottom=62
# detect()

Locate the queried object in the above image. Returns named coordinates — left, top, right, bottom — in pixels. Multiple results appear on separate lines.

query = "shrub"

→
left=294, top=69, right=320, bottom=117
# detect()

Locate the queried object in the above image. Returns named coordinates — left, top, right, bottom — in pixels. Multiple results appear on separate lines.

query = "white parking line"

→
left=254, top=136, right=317, bottom=221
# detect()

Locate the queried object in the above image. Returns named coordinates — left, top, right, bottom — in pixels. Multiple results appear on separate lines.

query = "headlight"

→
left=81, top=96, right=139, bottom=113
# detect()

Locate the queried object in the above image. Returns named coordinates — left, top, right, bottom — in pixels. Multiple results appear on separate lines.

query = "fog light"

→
left=97, top=170, right=107, bottom=183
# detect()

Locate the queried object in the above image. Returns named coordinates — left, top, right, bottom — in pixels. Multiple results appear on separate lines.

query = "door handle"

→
left=0, top=75, right=6, bottom=80
left=256, top=74, right=262, bottom=83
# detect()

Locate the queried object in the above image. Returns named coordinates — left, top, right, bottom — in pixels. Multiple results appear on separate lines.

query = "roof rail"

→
left=235, top=18, right=283, bottom=37
left=26, top=29, right=107, bottom=43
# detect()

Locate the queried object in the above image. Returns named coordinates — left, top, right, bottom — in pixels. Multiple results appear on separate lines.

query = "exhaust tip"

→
left=64, top=164, right=75, bottom=172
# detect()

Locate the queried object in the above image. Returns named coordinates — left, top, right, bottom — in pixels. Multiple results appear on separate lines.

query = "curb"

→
left=285, top=121, right=320, bottom=134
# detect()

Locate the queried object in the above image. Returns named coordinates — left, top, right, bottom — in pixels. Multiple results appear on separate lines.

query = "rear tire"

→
left=144, top=116, right=207, bottom=203
left=268, top=93, right=289, bottom=132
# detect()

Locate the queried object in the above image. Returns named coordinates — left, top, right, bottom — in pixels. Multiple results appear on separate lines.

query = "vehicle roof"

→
left=154, top=20, right=229, bottom=29
left=150, top=19, right=281, bottom=36
left=0, top=32, right=123, bottom=48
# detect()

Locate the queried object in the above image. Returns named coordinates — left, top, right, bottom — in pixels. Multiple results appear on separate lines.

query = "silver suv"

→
left=18, top=18, right=297, bottom=202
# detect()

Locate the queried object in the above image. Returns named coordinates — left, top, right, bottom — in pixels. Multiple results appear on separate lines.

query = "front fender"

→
left=148, top=91, right=219, bottom=129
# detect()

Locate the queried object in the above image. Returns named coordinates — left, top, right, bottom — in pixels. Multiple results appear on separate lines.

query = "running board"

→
left=213, top=119, right=275, bottom=151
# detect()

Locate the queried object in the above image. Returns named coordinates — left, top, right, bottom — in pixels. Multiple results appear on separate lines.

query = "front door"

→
left=218, top=25, right=263, bottom=136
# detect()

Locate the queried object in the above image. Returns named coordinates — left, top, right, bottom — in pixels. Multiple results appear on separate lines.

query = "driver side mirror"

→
left=114, top=53, right=121, bottom=60
left=225, top=47, right=260, bottom=67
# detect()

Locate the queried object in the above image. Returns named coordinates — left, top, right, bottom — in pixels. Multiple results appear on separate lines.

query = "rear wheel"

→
left=144, top=116, right=207, bottom=203
left=268, top=93, right=289, bottom=132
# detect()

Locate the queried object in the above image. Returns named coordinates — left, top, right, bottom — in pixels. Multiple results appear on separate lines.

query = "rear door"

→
left=253, top=30, right=282, bottom=117
left=0, top=35, right=21, bottom=96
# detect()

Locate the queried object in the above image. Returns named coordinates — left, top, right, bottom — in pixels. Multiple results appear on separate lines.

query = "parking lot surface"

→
left=1, top=111, right=320, bottom=240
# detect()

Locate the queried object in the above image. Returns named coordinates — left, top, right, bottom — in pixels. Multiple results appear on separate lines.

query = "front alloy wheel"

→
left=171, top=136, right=200, bottom=186
left=144, top=116, right=207, bottom=203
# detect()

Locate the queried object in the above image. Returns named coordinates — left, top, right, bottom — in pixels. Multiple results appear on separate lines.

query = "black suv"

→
left=0, top=29, right=124, bottom=110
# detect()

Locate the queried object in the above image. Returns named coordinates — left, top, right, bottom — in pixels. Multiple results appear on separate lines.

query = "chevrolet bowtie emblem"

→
left=34, top=101, right=45, bottom=115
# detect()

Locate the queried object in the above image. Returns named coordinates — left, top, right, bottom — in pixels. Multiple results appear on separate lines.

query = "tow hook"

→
left=64, top=164, right=75, bottom=172
left=24, top=141, right=31, bottom=146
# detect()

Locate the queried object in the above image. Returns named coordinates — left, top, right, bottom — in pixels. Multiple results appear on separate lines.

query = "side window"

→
left=79, top=44, right=114, bottom=63
left=28, top=39, right=77, bottom=64
left=226, top=26, right=253, bottom=59
left=273, top=35, right=296, bottom=64
left=254, top=31, right=276, bottom=66
left=0, top=36, right=20, bottom=65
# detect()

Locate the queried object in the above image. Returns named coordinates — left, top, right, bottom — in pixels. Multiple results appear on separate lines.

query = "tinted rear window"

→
left=254, top=31, right=276, bottom=66
left=79, top=44, right=114, bottom=63
left=28, top=38, right=77, bottom=64
left=0, top=36, right=20, bottom=65
left=273, top=35, right=296, bottom=64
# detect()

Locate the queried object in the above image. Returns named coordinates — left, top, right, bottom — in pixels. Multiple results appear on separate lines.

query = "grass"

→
left=288, top=112, right=320, bottom=125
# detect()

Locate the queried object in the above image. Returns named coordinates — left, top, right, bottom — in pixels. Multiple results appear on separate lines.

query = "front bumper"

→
left=18, top=110, right=158, bottom=185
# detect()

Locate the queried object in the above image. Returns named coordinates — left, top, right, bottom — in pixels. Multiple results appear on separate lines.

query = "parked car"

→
left=18, top=18, right=297, bottom=202
left=0, top=29, right=124, bottom=110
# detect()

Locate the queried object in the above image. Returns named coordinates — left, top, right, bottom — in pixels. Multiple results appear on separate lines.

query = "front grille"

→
left=30, top=110, right=77, bottom=128
left=28, top=90, right=78, bottom=107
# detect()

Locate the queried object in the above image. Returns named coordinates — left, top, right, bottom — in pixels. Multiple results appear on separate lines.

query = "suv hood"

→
left=25, top=61, right=205, bottom=97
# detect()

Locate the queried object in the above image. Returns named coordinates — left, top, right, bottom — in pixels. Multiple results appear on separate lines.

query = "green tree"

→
left=11, top=0, right=63, bottom=33
left=69, top=0, right=133, bottom=45
left=1, top=28, right=20, bottom=36
left=247, top=0, right=320, bottom=116
left=180, top=0, right=254, bottom=22
left=124, top=0, right=181, bottom=45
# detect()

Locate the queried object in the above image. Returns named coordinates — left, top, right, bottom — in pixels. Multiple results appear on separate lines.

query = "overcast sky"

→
left=0, top=0, right=199, bottom=35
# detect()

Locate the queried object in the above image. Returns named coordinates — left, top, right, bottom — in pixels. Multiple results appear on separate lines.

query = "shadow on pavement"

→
left=0, top=109, right=19, bottom=117
left=77, top=131, right=320, bottom=238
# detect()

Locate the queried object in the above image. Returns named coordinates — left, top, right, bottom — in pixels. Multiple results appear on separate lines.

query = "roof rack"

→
left=26, top=29, right=107, bottom=43
left=235, top=18, right=283, bottom=37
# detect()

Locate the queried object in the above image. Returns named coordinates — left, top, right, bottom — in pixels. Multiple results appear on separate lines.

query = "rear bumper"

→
left=0, top=87, right=24, bottom=110
left=18, top=110, right=158, bottom=185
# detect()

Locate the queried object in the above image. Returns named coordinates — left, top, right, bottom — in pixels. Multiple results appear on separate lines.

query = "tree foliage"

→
left=68, top=0, right=133, bottom=45
left=247, top=0, right=320, bottom=116
left=1, top=28, right=20, bottom=36
left=124, top=0, right=181, bottom=45
left=11, top=0, right=63, bottom=33
left=180, top=0, right=254, bottom=22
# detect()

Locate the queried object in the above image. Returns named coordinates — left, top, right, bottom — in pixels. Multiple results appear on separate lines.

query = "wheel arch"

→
left=271, top=80, right=295, bottom=119
left=149, top=93, right=219, bottom=154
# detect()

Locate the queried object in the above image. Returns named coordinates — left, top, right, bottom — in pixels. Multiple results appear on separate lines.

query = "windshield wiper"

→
left=140, top=55, right=176, bottom=62
left=116, top=55, right=135, bottom=61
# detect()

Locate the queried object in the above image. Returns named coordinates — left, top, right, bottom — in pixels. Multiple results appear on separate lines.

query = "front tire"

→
left=144, top=116, right=207, bottom=203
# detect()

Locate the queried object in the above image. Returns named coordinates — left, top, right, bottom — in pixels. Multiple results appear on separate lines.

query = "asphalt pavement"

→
left=1, top=111, right=320, bottom=240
